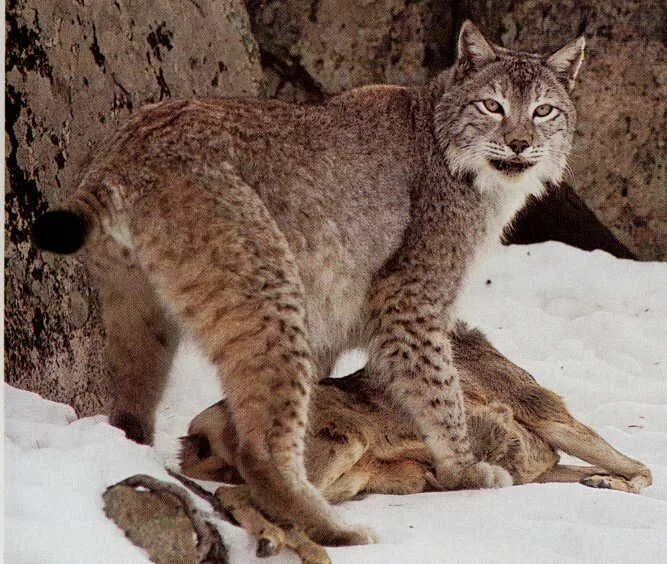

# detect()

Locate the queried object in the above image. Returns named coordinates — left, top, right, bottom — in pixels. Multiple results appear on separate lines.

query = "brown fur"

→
left=34, top=23, right=588, bottom=544
left=180, top=324, right=651, bottom=561
left=181, top=323, right=651, bottom=492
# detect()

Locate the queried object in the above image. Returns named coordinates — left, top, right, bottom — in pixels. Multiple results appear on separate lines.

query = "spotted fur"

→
left=179, top=323, right=651, bottom=555
left=33, top=22, right=585, bottom=543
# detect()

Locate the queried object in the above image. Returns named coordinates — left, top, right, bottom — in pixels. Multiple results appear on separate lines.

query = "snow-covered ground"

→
left=5, top=242, right=667, bottom=563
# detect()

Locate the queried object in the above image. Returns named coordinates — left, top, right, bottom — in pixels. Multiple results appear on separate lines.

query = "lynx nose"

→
left=507, top=139, right=530, bottom=155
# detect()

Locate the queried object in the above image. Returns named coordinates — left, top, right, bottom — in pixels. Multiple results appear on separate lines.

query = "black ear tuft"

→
left=31, top=210, right=88, bottom=254
left=457, top=20, right=497, bottom=72
left=546, top=36, right=586, bottom=91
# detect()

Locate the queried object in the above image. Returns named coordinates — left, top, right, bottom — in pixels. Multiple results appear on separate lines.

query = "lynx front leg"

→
left=450, top=323, right=651, bottom=491
left=133, top=169, right=372, bottom=547
left=367, top=282, right=511, bottom=490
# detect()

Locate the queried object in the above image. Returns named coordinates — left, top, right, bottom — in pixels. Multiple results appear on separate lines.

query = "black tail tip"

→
left=32, top=210, right=88, bottom=254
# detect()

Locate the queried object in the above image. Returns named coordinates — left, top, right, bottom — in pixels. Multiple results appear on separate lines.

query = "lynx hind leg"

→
left=367, top=303, right=511, bottom=490
left=216, top=486, right=287, bottom=557
left=90, top=241, right=179, bottom=444
left=133, top=169, right=372, bottom=546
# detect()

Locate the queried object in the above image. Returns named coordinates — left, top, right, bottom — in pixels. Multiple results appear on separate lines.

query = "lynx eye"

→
left=482, top=99, right=503, bottom=114
left=534, top=104, right=555, bottom=118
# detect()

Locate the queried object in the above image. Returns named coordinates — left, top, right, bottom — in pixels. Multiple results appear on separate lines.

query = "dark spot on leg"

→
left=288, top=324, right=305, bottom=336
left=419, top=355, right=432, bottom=367
left=289, top=379, right=307, bottom=395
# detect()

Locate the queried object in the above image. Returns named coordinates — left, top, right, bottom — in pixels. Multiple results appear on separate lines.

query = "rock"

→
left=247, top=0, right=452, bottom=97
left=104, top=484, right=200, bottom=563
left=5, top=0, right=264, bottom=415
left=103, top=475, right=229, bottom=563
left=503, top=184, right=636, bottom=259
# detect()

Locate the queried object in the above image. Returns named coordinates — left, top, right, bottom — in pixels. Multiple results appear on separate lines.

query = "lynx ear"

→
left=546, top=36, right=585, bottom=90
left=457, top=20, right=497, bottom=72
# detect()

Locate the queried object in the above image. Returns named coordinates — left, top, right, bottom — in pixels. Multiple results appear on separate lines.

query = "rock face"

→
left=6, top=0, right=264, bottom=415
left=247, top=0, right=453, bottom=99
left=5, top=1, right=663, bottom=412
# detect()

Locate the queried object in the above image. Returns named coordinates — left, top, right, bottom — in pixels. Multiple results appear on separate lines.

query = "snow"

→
left=5, top=242, right=667, bottom=563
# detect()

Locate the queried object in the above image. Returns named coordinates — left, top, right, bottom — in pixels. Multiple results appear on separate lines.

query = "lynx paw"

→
left=459, top=461, right=513, bottom=489
left=432, top=461, right=513, bottom=490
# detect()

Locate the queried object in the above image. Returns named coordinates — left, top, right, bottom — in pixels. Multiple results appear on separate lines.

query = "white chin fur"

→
left=448, top=154, right=562, bottom=244
left=474, top=162, right=547, bottom=200
left=474, top=162, right=550, bottom=248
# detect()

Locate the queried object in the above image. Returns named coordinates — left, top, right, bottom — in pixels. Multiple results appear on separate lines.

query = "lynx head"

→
left=435, top=21, right=585, bottom=197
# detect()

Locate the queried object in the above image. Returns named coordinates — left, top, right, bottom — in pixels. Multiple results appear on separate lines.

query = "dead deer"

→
left=180, top=323, right=651, bottom=563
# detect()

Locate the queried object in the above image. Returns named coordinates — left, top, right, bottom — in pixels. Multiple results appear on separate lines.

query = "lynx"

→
left=33, top=22, right=585, bottom=544
left=180, top=323, right=652, bottom=562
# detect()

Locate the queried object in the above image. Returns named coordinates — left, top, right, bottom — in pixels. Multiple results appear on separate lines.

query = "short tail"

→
left=31, top=209, right=91, bottom=254
left=31, top=177, right=114, bottom=254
